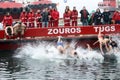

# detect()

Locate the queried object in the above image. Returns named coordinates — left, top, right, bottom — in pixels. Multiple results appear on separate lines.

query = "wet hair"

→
left=66, top=39, right=71, bottom=43
left=60, top=50, right=64, bottom=54
left=7, top=27, right=12, bottom=36
left=18, top=21, right=22, bottom=25
left=74, top=52, right=77, bottom=55
left=103, top=35, right=109, bottom=39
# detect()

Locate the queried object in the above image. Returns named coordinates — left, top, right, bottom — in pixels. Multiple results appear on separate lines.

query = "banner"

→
left=0, top=24, right=120, bottom=39
left=24, top=24, right=120, bottom=37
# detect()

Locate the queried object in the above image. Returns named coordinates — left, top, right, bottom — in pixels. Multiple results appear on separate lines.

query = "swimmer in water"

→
left=57, top=36, right=79, bottom=58
left=86, top=44, right=92, bottom=51
left=108, top=37, right=119, bottom=53
left=57, top=36, right=65, bottom=54
left=64, top=40, right=79, bottom=58
left=93, top=29, right=110, bottom=54
left=5, top=26, right=14, bottom=39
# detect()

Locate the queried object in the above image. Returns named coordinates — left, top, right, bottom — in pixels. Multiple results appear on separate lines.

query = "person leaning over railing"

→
left=13, top=21, right=26, bottom=39
left=4, top=26, right=14, bottom=39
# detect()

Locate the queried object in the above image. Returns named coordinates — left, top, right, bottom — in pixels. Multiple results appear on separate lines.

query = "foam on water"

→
left=14, top=41, right=105, bottom=64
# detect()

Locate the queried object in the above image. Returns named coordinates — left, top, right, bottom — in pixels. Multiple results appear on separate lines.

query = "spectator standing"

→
left=48, top=6, right=54, bottom=27
left=41, top=8, right=50, bottom=28
left=93, top=8, right=102, bottom=25
left=63, top=9, right=71, bottom=26
left=35, top=10, right=42, bottom=28
left=112, top=8, right=120, bottom=24
left=94, top=8, right=102, bottom=25
left=88, top=10, right=95, bottom=25
left=20, top=9, right=28, bottom=27
left=3, top=12, right=13, bottom=28
left=102, top=8, right=110, bottom=24
left=52, top=8, right=59, bottom=27
left=80, top=6, right=89, bottom=26
left=65, top=6, right=71, bottom=15
left=71, top=6, right=78, bottom=26
left=28, top=9, right=35, bottom=28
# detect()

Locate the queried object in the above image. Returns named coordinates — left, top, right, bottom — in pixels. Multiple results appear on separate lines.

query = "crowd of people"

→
left=2, top=5, right=120, bottom=29
left=1, top=6, right=120, bottom=39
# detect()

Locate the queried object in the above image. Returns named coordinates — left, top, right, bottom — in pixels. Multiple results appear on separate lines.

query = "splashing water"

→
left=3, top=38, right=120, bottom=80
left=14, top=41, right=106, bottom=64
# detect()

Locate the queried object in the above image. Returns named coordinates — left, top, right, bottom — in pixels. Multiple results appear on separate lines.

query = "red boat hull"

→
left=0, top=36, right=98, bottom=51
left=0, top=24, right=119, bottom=51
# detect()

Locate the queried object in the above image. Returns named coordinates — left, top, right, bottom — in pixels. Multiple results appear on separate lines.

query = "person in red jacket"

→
left=3, top=12, right=13, bottom=28
left=65, top=6, right=71, bottom=16
left=63, top=9, right=71, bottom=26
left=28, top=9, right=35, bottom=28
left=52, top=8, right=59, bottom=27
left=112, top=9, right=120, bottom=24
left=20, top=9, right=28, bottom=27
left=35, top=10, right=42, bottom=28
left=71, top=6, right=78, bottom=26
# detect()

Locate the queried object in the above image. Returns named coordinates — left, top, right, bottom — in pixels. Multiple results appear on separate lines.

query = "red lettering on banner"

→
left=93, top=26, right=116, bottom=32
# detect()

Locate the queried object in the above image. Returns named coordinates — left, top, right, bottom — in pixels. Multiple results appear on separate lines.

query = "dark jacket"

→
left=93, top=12, right=102, bottom=25
left=80, top=10, right=89, bottom=22
left=41, top=11, right=50, bottom=22
left=102, top=11, right=110, bottom=22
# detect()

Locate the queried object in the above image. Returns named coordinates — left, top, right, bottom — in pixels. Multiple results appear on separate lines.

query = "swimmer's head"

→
left=74, top=52, right=77, bottom=55
left=60, top=50, right=64, bottom=54
left=18, top=21, right=22, bottom=25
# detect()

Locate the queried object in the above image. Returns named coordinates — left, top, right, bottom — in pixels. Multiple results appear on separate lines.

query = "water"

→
left=0, top=40, right=120, bottom=80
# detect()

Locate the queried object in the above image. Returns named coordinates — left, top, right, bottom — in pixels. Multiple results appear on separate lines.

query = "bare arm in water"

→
left=87, top=44, right=92, bottom=51
left=57, top=36, right=61, bottom=42
left=93, top=29, right=102, bottom=45
left=93, top=28, right=104, bottom=55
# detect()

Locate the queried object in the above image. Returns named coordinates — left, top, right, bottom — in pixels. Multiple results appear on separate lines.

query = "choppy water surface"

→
left=0, top=40, right=120, bottom=80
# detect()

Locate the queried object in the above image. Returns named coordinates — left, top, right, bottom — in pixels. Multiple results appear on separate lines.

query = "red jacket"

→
left=112, top=11, right=120, bottom=21
left=63, top=12, right=71, bottom=26
left=63, top=12, right=71, bottom=22
left=20, top=12, right=28, bottom=23
left=35, top=13, right=42, bottom=22
left=52, top=10, right=59, bottom=20
left=28, top=12, right=35, bottom=22
left=71, top=10, right=78, bottom=21
left=3, top=15, right=13, bottom=27
left=49, top=9, right=54, bottom=20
